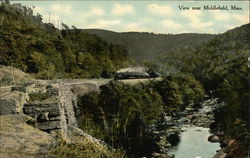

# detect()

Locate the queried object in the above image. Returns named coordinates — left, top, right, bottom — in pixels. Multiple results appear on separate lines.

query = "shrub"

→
left=49, top=138, right=127, bottom=158
left=29, top=92, right=50, bottom=101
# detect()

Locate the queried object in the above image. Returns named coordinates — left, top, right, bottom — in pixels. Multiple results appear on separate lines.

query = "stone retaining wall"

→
left=0, top=80, right=110, bottom=141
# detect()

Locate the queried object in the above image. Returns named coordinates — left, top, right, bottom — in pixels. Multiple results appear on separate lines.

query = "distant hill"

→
left=155, top=23, right=250, bottom=85
left=209, top=23, right=250, bottom=51
left=81, top=29, right=216, bottom=61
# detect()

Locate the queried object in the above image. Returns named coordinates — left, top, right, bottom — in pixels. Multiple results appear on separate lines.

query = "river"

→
left=168, top=126, right=220, bottom=158
left=166, top=99, right=222, bottom=158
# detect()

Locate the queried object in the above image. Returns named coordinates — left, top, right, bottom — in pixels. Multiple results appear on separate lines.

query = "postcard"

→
left=0, top=0, right=249, bottom=158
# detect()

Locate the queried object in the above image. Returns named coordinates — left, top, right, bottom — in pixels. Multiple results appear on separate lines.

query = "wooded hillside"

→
left=0, top=2, right=132, bottom=79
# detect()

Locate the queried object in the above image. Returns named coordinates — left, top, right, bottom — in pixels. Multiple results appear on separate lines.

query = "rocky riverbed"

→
left=152, top=98, right=223, bottom=158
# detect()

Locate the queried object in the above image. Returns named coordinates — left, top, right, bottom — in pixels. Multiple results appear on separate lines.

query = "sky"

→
left=12, top=1, right=249, bottom=34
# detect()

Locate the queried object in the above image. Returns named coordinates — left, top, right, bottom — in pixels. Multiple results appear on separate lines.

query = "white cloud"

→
left=161, top=20, right=183, bottom=28
left=51, top=4, right=72, bottom=14
left=111, top=3, right=134, bottom=15
left=140, top=17, right=152, bottom=23
left=181, top=10, right=213, bottom=30
left=189, top=21, right=213, bottom=29
left=80, top=7, right=105, bottom=20
left=124, top=23, right=140, bottom=31
left=213, top=11, right=249, bottom=24
left=232, top=13, right=249, bottom=23
left=224, top=24, right=239, bottom=30
left=86, top=19, right=121, bottom=28
left=123, top=22, right=149, bottom=32
left=181, top=10, right=202, bottom=23
left=147, top=4, right=173, bottom=16
left=212, top=11, right=248, bottom=23
left=89, top=7, right=105, bottom=16
left=213, top=11, right=230, bottom=21
left=179, top=30, right=192, bottom=33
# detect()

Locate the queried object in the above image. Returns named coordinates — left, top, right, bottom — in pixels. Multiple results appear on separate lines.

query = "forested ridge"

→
left=81, top=29, right=215, bottom=61
left=0, top=2, right=132, bottom=79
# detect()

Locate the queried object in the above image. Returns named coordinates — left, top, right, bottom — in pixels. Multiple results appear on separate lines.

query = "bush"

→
left=29, top=92, right=50, bottom=101
left=152, top=74, right=205, bottom=113
left=49, top=138, right=127, bottom=158
left=78, top=81, right=164, bottom=157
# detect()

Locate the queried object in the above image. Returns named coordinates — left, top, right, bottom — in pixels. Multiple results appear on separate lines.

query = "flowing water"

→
left=168, top=99, right=221, bottom=158
left=168, top=126, right=220, bottom=158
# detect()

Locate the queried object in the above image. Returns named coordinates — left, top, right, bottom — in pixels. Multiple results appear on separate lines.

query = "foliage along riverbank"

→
left=77, top=75, right=205, bottom=157
left=153, top=23, right=250, bottom=157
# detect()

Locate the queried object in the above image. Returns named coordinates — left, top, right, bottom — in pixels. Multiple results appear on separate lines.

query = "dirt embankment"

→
left=0, top=115, right=55, bottom=158
left=0, top=65, right=33, bottom=86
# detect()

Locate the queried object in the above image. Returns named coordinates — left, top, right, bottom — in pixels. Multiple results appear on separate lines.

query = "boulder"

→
left=178, top=117, right=190, bottom=123
left=23, top=102, right=60, bottom=118
left=208, top=135, right=220, bottom=143
left=0, top=91, right=26, bottom=115
left=213, top=150, right=227, bottom=158
left=0, top=114, right=55, bottom=158
left=12, top=83, right=47, bottom=94
left=23, top=102, right=67, bottom=136
left=35, top=120, right=62, bottom=130
left=46, top=84, right=60, bottom=96
left=152, top=152, right=173, bottom=158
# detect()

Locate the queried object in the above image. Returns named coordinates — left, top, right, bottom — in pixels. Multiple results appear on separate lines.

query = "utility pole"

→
left=59, top=19, right=61, bottom=29
left=57, top=19, right=60, bottom=29
left=10, top=64, right=16, bottom=86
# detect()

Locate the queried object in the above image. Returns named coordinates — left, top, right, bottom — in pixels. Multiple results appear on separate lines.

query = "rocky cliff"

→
left=0, top=79, right=111, bottom=158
